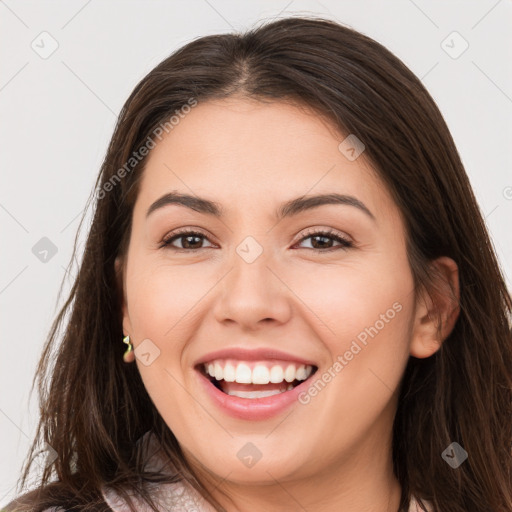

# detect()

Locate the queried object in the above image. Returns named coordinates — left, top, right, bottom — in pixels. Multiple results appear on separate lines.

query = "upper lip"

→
left=194, top=347, right=318, bottom=368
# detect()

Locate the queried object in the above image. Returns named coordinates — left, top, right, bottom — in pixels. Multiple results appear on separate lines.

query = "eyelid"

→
left=160, top=226, right=354, bottom=252
left=160, top=227, right=215, bottom=249
left=293, top=226, right=352, bottom=245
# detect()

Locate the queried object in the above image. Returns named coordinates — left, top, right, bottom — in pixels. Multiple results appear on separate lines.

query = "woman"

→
left=5, top=15, right=511, bottom=512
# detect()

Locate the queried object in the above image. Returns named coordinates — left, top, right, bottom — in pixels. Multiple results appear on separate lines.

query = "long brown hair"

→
left=6, top=15, right=512, bottom=512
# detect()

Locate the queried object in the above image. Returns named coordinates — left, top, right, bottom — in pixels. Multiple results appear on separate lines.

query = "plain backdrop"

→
left=1, top=0, right=511, bottom=506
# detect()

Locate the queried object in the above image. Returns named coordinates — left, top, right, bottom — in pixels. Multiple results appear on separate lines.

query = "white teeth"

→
left=296, top=365, right=307, bottom=381
left=203, top=360, right=314, bottom=385
left=269, top=365, right=284, bottom=383
left=223, top=363, right=236, bottom=382
left=214, top=362, right=223, bottom=381
left=284, top=364, right=296, bottom=383
left=252, top=365, right=270, bottom=384
left=227, top=384, right=295, bottom=399
left=235, top=363, right=252, bottom=384
left=227, top=389, right=283, bottom=398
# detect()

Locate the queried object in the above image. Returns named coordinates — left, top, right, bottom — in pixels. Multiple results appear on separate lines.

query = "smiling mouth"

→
left=197, top=359, right=318, bottom=399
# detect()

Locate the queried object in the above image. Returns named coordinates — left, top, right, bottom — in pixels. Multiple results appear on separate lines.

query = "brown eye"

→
left=295, top=229, right=353, bottom=251
left=160, top=228, right=353, bottom=252
left=161, top=230, right=213, bottom=250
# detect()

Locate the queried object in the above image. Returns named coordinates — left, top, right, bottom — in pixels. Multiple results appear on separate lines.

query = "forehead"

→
left=133, top=98, right=396, bottom=224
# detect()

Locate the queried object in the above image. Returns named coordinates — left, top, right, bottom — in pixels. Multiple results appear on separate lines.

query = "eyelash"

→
left=160, top=228, right=354, bottom=253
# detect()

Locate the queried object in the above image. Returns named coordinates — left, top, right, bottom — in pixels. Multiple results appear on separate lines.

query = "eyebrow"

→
left=146, top=191, right=375, bottom=222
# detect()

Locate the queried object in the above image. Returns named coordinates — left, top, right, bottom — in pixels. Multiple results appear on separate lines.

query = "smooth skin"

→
left=116, top=97, right=460, bottom=512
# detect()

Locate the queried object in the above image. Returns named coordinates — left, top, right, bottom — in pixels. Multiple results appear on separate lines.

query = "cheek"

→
left=290, top=299, right=414, bottom=467
left=283, top=249, right=414, bottom=352
left=125, top=258, right=212, bottom=342
left=124, top=260, right=211, bottom=433
left=288, top=248, right=415, bottom=408
left=124, top=255, right=228, bottom=396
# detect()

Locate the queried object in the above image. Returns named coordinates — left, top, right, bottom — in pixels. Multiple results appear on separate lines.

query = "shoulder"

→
left=3, top=494, right=70, bottom=512
left=101, top=481, right=216, bottom=512
left=2, top=488, right=108, bottom=512
left=2, top=489, right=45, bottom=512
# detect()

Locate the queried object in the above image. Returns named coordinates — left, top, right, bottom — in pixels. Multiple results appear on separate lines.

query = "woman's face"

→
left=117, top=97, right=428, bottom=490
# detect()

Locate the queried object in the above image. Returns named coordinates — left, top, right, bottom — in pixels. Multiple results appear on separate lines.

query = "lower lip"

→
left=196, top=369, right=313, bottom=421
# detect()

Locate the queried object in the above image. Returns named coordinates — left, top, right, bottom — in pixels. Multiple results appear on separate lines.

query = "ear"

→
left=115, top=256, right=132, bottom=336
left=410, top=256, right=460, bottom=359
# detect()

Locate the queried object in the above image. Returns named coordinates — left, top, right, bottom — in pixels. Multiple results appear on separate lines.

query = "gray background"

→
left=1, top=0, right=511, bottom=506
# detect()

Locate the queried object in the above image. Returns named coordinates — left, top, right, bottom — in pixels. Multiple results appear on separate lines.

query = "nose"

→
left=212, top=245, right=292, bottom=331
